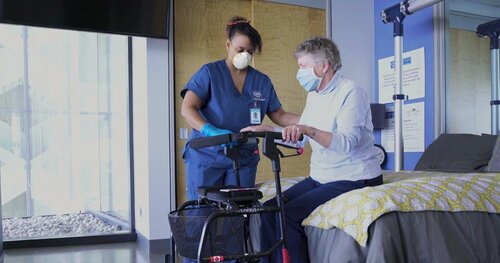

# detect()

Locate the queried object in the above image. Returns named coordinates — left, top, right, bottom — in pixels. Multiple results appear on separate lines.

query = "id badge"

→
left=250, top=104, right=261, bottom=124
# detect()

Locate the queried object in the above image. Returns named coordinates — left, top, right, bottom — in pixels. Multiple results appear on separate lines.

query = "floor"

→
left=1, top=242, right=169, bottom=263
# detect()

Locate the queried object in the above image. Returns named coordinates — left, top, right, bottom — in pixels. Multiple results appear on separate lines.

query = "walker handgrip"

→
left=241, top=131, right=283, bottom=139
left=188, top=131, right=303, bottom=149
left=244, top=131, right=303, bottom=141
left=189, top=134, right=232, bottom=149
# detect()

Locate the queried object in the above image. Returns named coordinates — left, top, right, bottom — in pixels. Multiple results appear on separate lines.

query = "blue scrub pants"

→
left=183, top=160, right=257, bottom=263
left=185, top=161, right=258, bottom=201
left=259, top=175, right=383, bottom=263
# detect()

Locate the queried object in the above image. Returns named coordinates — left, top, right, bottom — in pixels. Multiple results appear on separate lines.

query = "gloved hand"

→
left=200, top=123, right=232, bottom=137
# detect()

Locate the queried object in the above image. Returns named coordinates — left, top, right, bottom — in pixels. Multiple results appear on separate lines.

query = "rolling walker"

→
left=168, top=131, right=302, bottom=262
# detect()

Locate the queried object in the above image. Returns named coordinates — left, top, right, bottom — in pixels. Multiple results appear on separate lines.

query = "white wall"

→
left=132, top=37, right=173, bottom=242
left=132, top=37, right=150, bottom=239
left=330, top=0, right=376, bottom=101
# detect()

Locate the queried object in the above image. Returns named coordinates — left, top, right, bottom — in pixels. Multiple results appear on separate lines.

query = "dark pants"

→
left=259, top=175, right=383, bottom=263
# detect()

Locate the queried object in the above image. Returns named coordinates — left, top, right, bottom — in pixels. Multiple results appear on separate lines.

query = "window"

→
left=0, top=24, right=131, bottom=240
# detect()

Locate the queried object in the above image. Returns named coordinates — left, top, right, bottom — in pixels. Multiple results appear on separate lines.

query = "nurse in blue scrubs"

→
left=181, top=16, right=300, bottom=201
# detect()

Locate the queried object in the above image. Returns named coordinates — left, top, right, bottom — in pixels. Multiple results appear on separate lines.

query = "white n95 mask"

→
left=296, top=67, right=322, bottom=92
left=232, top=52, right=252, bottom=69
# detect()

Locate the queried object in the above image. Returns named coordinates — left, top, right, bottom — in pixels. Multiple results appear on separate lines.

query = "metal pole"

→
left=394, top=34, right=404, bottom=171
left=492, top=47, right=499, bottom=135
left=405, top=0, right=444, bottom=14
left=476, top=19, right=500, bottom=135
left=393, top=10, right=406, bottom=172
left=382, top=3, right=406, bottom=172
left=382, top=0, right=444, bottom=171
left=326, top=0, right=332, bottom=39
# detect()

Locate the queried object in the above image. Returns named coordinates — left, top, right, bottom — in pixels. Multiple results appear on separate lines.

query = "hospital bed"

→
left=251, top=133, right=500, bottom=262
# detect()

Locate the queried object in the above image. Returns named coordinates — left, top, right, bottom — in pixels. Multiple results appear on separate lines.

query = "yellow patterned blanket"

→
left=257, top=176, right=306, bottom=203
left=302, top=171, right=500, bottom=246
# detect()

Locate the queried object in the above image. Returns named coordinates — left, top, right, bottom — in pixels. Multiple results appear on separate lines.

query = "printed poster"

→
left=381, top=102, right=425, bottom=153
left=378, top=47, right=425, bottom=103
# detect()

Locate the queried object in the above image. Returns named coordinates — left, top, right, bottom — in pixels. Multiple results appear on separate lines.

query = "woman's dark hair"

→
left=225, top=16, right=263, bottom=54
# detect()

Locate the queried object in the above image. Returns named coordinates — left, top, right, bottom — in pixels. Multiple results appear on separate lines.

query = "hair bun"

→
left=227, top=20, right=250, bottom=26
left=227, top=16, right=251, bottom=27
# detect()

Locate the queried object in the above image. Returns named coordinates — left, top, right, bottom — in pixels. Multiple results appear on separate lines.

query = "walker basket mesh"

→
left=168, top=206, right=245, bottom=260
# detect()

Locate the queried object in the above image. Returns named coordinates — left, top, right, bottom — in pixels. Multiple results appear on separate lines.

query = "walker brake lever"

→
left=277, top=148, right=284, bottom=158
left=275, top=141, right=304, bottom=158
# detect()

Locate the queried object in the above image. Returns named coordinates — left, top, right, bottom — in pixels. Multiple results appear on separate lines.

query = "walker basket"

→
left=168, top=205, right=246, bottom=260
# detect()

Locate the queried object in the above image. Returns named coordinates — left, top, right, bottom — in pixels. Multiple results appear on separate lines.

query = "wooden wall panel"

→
left=449, top=29, right=491, bottom=134
left=174, top=0, right=325, bottom=204
left=252, top=1, right=325, bottom=183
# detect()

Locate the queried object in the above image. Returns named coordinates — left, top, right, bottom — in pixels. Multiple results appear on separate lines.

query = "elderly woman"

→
left=258, top=37, right=383, bottom=263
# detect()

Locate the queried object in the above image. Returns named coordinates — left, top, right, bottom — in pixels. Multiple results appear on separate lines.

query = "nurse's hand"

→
left=200, top=123, right=232, bottom=137
left=282, top=125, right=306, bottom=143
left=240, top=124, right=274, bottom=132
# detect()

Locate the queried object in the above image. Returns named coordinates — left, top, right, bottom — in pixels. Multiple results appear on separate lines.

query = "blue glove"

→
left=200, top=123, right=232, bottom=137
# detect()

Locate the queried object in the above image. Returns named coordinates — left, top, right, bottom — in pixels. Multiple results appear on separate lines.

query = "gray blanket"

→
left=305, top=211, right=500, bottom=263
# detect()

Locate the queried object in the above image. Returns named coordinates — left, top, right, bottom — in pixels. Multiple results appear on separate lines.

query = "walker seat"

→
left=197, top=186, right=263, bottom=204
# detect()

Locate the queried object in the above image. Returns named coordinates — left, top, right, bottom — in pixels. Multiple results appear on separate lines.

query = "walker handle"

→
left=188, top=131, right=303, bottom=149
left=189, top=134, right=232, bottom=149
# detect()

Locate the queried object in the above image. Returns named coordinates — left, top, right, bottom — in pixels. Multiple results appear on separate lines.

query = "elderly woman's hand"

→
left=282, top=125, right=308, bottom=143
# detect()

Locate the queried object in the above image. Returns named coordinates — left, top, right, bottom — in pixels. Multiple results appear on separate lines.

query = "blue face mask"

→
left=296, top=67, right=322, bottom=92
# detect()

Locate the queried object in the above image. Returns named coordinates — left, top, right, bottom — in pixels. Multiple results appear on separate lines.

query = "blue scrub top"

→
left=181, top=59, right=282, bottom=168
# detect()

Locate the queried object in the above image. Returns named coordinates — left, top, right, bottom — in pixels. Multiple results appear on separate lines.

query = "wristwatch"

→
left=373, top=144, right=387, bottom=167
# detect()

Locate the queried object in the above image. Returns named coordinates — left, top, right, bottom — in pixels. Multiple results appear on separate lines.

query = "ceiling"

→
left=448, top=0, right=500, bottom=31
left=467, top=0, right=500, bottom=7
left=449, top=0, right=500, bottom=18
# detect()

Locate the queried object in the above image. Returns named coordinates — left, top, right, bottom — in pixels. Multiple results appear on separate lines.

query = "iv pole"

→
left=477, top=19, right=500, bottom=135
left=381, top=0, right=444, bottom=171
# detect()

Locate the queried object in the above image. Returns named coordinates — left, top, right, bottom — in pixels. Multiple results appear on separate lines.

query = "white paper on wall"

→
left=378, top=47, right=425, bottom=104
left=381, top=101, right=425, bottom=153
